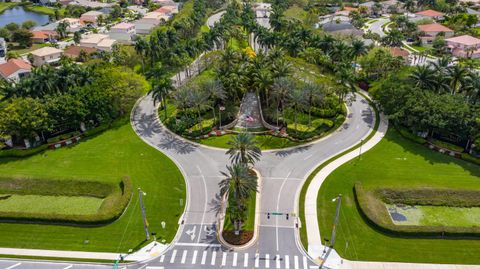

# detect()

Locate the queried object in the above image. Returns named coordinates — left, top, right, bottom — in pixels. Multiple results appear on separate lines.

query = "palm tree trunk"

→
left=163, top=95, right=168, bottom=119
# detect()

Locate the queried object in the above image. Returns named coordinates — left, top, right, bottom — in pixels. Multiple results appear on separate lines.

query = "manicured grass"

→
left=196, top=134, right=302, bottom=150
left=10, top=44, right=49, bottom=55
left=0, top=2, right=21, bottom=13
left=317, top=129, right=480, bottom=263
left=223, top=190, right=256, bottom=232
left=0, top=195, right=103, bottom=215
left=284, top=5, right=307, bottom=21
left=0, top=118, right=185, bottom=252
left=23, top=4, right=65, bottom=16
left=411, top=45, right=430, bottom=52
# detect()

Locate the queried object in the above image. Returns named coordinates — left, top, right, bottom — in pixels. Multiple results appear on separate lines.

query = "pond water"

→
left=0, top=6, right=50, bottom=28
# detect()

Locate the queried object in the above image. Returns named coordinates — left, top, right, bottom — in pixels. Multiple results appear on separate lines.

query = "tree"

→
left=351, top=39, right=367, bottom=61
left=302, top=82, right=324, bottom=128
left=150, top=78, right=174, bottom=119
left=288, top=87, right=307, bottom=131
left=12, top=29, right=33, bottom=48
left=22, top=20, right=37, bottom=30
left=382, top=29, right=404, bottom=47
left=0, top=27, right=11, bottom=40
left=219, top=163, right=257, bottom=235
left=226, top=132, right=262, bottom=167
left=5, top=23, right=19, bottom=32
left=134, top=36, right=149, bottom=74
left=5, top=51, right=19, bottom=61
left=56, top=20, right=70, bottom=40
left=410, top=65, right=438, bottom=91
left=73, top=31, right=82, bottom=44
left=272, top=77, right=294, bottom=126
left=201, top=79, right=226, bottom=125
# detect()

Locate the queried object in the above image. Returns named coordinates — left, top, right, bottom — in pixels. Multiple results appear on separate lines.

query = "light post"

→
left=219, top=106, right=225, bottom=129
left=138, top=188, right=150, bottom=241
left=330, top=194, right=342, bottom=249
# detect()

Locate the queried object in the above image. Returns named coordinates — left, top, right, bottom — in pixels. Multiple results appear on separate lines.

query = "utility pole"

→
left=138, top=188, right=150, bottom=241
left=330, top=194, right=342, bottom=249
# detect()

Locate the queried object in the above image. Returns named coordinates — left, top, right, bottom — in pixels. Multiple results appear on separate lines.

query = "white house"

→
left=108, top=22, right=135, bottom=44
left=80, top=33, right=117, bottom=51
left=60, top=18, right=82, bottom=32
left=30, top=47, right=63, bottom=67
left=80, top=10, right=103, bottom=25
left=0, top=59, right=32, bottom=82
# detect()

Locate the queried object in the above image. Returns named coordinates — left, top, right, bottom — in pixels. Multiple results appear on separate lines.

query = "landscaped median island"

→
left=317, top=129, right=480, bottom=264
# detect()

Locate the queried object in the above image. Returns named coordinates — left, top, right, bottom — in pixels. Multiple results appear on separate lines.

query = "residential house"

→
left=417, top=23, right=454, bottom=44
left=79, top=33, right=117, bottom=51
left=96, top=38, right=117, bottom=51
left=30, top=46, right=63, bottom=66
left=0, top=59, right=32, bottom=82
left=80, top=10, right=103, bottom=25
left=389, top=47, right=411, bottom=64
left=60, top=18, right=82, bottom=32
left=0, top=38, right=6, bottom=58
left=359, top=0, right=401, bottom=15
left=63, top=45, right=97, bottom=59
left=31, top=31, right=58, bottom=43
left=134, top=12, right=168, bottom=35
left=253, top=2, right=272, bottom=18
left=322, top=21, right=364, bottom=36
left=335, top=6, right=358, bottom=16
left=108, top=22, right=136, bottom=44
left=415, top=9, right=445, bottom=20
left=445, top=35, right=480, bottom=58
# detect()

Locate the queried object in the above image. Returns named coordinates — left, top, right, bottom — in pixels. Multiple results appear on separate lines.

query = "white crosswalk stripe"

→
left=211, top=251, right=217, bottom=265
left=233, top=252, right=238, bottom=267
left=192, top=250, right=198, bottom=264
left=255, top=253, right=260, bottom=268
left=285, top=255, right=290, bottom=269
left=244, top=253, right=249, bottom=267
left=170, top=249, right=177, bottom=263
left=303, top=256, right=308, bottom=269
left=276, top=254, right=281, bottom=268
left=201, top=250, right=207, bottom=265
left=294, top=255, right=299, bottom=269
left=159, top=255, right=165, bottom=263
left=265, top=254, right=270, bottom=268
left=222, top=252, right=227, bottom=266
left=181, top=250, right=187, bottom=264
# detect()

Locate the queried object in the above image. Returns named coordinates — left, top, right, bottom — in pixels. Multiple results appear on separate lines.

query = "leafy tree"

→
left=56, top=20, right=70, bottom=40
left=12, top=29, right=33, bottom=48
left=5, top=23, right=19, bottom=32
left=382, top=29, right=404, bottom=47
left=0, top=27, right=11, bottom=40
left=22, top=20, right=37, bottom=30
left=73, top=31, right=82, bottom=44
left=288, top=87, right=307, bottom=131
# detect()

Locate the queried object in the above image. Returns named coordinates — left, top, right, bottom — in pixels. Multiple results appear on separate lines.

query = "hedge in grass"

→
left=0, top=177, right=132, bottom=225
left=355, top=183, right=480, bottom=237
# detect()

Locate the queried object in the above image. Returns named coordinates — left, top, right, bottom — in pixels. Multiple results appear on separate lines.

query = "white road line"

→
left=181, top=250, right=187, bottom=264
left=196, top=165, right=208, bottom=243
left=221, top=252, right=227, bottom=266
left=265, top=254, right=270, bottom=268
left=170, top=249, right=177, bottom=263
left=294, top=256, right=299, bottom=269
left=303, top=154, right=313, bottom=160
left=233, top=252, right=238, bottom=267
left=192, top=250, right=198, bottom=264
left=276, top=170, right=292, bottom=251
left=63, top=266, right=73, bottom=269
left=159, top=255, right=165, bottom=263
left=276, top=255, right=280, bottom=268
left=285, top=255, right=290, bottom=269
left=6, top=263, right=21, bottom=269
left=244, top=253, right=249, bottom=267
left=255, top=253, right=259, bottom=268
left=176, top=242, right=222, bottom=247
left=211, top=251, right=217, bottom=265
left=201, top=251, right=207, bottom=265
left=303, top=256, right=308, bottom=269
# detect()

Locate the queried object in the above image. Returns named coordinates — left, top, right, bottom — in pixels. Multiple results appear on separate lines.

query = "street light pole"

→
left=138, top=188, right=150, bottom=241
left=330, top=194, right=342, bottom=249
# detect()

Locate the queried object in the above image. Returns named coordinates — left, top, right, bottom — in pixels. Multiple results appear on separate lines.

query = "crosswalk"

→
left=156, top=249, right=316, bottom=269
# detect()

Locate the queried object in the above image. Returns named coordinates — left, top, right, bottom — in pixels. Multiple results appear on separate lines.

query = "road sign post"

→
left=138, top=188, right=150, bottom=241
left=330, top=194, right=342, bottom=248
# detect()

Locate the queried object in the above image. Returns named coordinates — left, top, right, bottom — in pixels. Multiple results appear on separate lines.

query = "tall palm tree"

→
left=351, top=39, right=367, bottom=61
left=134, top=36, right=149, bottom=74
left=302, top=82, right=324, bottom=128
left=446, top=65, right=467, bottom=95
left=252, top=68, right=273, bottom=107
left=188, top=88, right=210, bottom=131
left=201, top=79, right=226, bottom=125
left=226, top=132, right=262, bottom=167
left=219, top=163, right=257, bottom=235
left=288, top=88, right=307, bottom=131
left=465, top=72, right=480, bottom=105
left=272, top=77, right=294, bottom=126
left=410, top=65, right=438, bottom=91
left=150, top=78, right=174, bottom=119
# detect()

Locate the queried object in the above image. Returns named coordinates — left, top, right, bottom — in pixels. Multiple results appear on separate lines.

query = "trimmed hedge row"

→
left=355, top=183, right=480, bottom=237
left=0, top=144, right=49, bottom=158
left=0, top=177, right=132, bottom=225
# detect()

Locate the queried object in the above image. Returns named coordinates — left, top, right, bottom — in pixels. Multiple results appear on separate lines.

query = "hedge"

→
left=397, top=127, right=427, bottom=144
left=431, top=139, right=464, bottom=153
left=0, top=177, right=132, bottom=225
left=46, top=131, right=81, bottom=144
left=355, top=183, right=480, bottom=237
left=462, top=153, right=480, bottom=166
left=0, top=144, right=49, bottom=158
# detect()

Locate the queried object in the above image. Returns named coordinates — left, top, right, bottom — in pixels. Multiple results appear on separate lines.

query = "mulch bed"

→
left=222, top=230, right=253, bottom=245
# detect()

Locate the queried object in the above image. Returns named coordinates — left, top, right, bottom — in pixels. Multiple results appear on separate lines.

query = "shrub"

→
left=47, top=131, right=81, bottom=144
left=83, top=123, right=110, bottom=137
left=431, top=139, right=464, bottom=153
left=461, top=153, right=480, bottom=166
left=397, top=127, right=427, bottom=144
left=0, top=144, right=49, bottom=158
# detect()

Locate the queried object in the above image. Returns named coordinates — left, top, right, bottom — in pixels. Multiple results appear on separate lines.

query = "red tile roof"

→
left=418, top=23, right=453, bottom=32
left=415, top=9, right=444, bottom=17
left=63, top=46, right=98, bottom=57
left=389, top=47, right=410, bottom=58
left=31, top=31, right=58, bottom=40
left=445, top=35, right=480, bottom=46
left=0, top=59, right=32, bottom=78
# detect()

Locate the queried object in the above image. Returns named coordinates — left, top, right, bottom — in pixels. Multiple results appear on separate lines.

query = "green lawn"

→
left=196, top=134, right=302, bottom=150
left=10, top=44, right=49, bottom=56
left=0, top=2, right=21, bottom=13
left=23, top=4, right=66, bottom=16
left=224, top=190, right=256, bottom=232
left=0, top=118, right=185, bottom=252
left=317, top=129, right=480, bottom=263
left=0, top=195, right=103, bottom=215
left=284, top=5, right=307, bottom=21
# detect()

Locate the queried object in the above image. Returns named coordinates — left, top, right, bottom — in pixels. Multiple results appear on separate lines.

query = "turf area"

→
left=196, top=134, right=302, bottom=150
left=317, top=129, right=480, bottom=263
left=0, top=118, right=185, bottom=252
left=0, top=195, right=103, bottom=215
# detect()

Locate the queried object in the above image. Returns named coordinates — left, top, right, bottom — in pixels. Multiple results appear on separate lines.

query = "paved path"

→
left=235, top=92, right=264, bottom=129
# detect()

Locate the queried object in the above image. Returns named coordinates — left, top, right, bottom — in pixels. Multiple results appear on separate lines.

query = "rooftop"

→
left=63, top=45, right=97, bottom=57
left=81, top=10, right=103, bottom=16
left=415, top=9, right=444, bottom=17
left=111, top=22, right=135, bottom=30
left=0, top=59, right=31, bottom=78
left=30, top=46, right=63, bottom=57
left=418, top=23, right=453, bottom=32
left=31, top=31, right=57, bottom=39
left=81, top=33, right=108, bottom=44
left=389, top=47, right=410, bottom=58
left=445, top=35, right=480, bottom=46
left=97, top=38, right=116, bottom=48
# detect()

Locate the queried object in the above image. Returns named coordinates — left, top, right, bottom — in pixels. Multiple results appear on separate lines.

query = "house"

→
left=0, top=38, right=6, bottom=58
left=31, top=31, right=58, bottom=43
left=445, top=35, right=480, bottom=58
left=253, top=2, right=271, bottom=18
left=143, top=12, right=169, bottom=24
left=415, top=10, right=445, bottom=20
left=0, top=59, right=32, bottom=82
left=389, top=47, right=410, bottom=64
left=335, top=6, right=358, bottom=16
left=30, top=46, right=63, bottom=66
left=79, top=33, right=117, bottom=51
left=322, top=21, right=364, bottom=36
left=417, top=23, right=454, bottom=44
left=359, top=0, right=401, bottom=15
left=108, top=22, right=135, bottom=44
left=63, top=45, right=97, bottom=59
left=153, top=6, right=175, bottom=17
left=134, top=13, right=168, bottom=35
left=80, top=10, right=103, bottom=25
left=60, top=18, right=82, bottom=32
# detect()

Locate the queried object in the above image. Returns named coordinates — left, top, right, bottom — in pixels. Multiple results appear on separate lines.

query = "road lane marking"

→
left=255, top=253, right=259, bottom=267
left=276, top=255, right=280, bottom=268
left=170, top=249, right=177, bottom=263
left=265, top=254, right=270, bottom=268
left=303, top=256, right=308, bottom=269
left=201, top=251, right=207, bottom=265
left=221, top=252, right=227, bottom=266
left=192, top=250, right=198, bottom=264
left=159, top=255, right=165, bottom=263
left=244, top=253, right=249, bottom=267
left=181, top=250, right=187, bottom=264
left=303, top=154, right=313, bottom=160
left=6, top=263, right=21, bottom=269
left=211, top=251, right=217, bottom=265
left=285, top=255, right=290, bottom=269
left=196, top=165, right=209, bottom=243
left=276, top=170, right=292, bottom=251
left=294, top=256, right=299, bottom=269
left=63, top=266, right=73, bottom=269
left=233, top=252, right=238, bottom=266
left=175, top=242, right=222, bottom=247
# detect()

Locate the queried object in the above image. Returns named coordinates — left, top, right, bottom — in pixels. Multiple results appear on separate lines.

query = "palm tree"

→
left=403, top=0, right=416, bottom=12
left=272, top=77, right=294, bottom=126
left=55, top=20, right=69, bottom=40
left=410, top=65, right=438, bottom=91
left=187, top=88, right=210, bottom=131
left=201, top=79, right=226, bottom=125
left=302, top=82, right=324, bottom=128
left=219, top=163, right=257, bottom=235
left=252, top=68, right=273, bottom=107
left=382, top=29, right=404, bottom=47
left=446, top=65, right=467, bottom=95
left=288, top=88, right=307, bottom=131
left=134, top=36, right=149, bottom=74
left=150, top=78, right=174, bottom=119
left=351, top=39, right=367, bottom=61
left=464, top=72, right=480, bottom=105
left=226, top=132, right=262, bottom=167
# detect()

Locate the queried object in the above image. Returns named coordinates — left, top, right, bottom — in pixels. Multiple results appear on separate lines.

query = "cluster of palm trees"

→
left=219, top=132, right=261, bottom=235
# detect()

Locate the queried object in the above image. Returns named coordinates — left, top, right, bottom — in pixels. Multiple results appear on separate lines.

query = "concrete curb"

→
left=217, top=169, right=262, bottom=251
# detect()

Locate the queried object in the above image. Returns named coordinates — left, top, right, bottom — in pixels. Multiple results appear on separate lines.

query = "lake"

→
left=0, top=6, right=50, bottom=28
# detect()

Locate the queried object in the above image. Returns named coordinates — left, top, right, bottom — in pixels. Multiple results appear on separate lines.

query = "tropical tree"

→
left=56, top=20, right=70, bottom=40
left=288, top=87, right=307, bottom=131
left=351, top=39, right=367, bottom=61
left=219, top=163, right=257, bottom=235
left=302, top=82, right=324, bottom=127
left=226, top=132, right=262, bottom=167
left=134, top=36, right=149, bottom=74
left=271, top=77, right=294, bottom=126
left=410, top=65, right=438, bottom=91
left=150, top=78, right=174, bottom=118
left=201, top=79, right=226, bottom=125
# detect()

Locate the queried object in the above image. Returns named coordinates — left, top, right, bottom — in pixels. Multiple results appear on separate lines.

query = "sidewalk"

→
left=0, top=241, right=168, bottom=262
left=343, top=260, right=480, bottom=269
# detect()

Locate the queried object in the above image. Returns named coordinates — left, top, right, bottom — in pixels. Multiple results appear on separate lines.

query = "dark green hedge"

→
left=0, top=177, right=132, bottom=225
left=0, top=144, right=49, bottom=158
left=355, top=183, right=480, bottom=237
